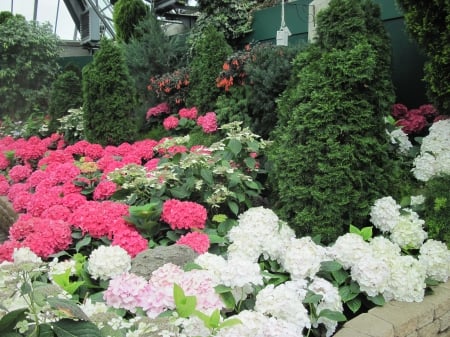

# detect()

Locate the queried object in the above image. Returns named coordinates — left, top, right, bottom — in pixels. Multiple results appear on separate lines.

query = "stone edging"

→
left=334, top=281, right=450, bottom=337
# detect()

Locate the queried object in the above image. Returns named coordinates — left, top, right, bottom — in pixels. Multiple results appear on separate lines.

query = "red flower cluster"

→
left=161, top=199, right=207, bottom=230
left=392, top=103, right=447, bottom=135
left=147, top=67, right=190, bottom=106
left=179, top=107, right=198, bottom=120
left=163, top=115, right=180, bottom=130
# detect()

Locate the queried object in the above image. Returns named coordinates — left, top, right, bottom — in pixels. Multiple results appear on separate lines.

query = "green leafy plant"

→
left=57, top=108, right=86, bottom=144
left=113, top=0, right=149, bottom=43
left=0, top=13, right=61, bottom=120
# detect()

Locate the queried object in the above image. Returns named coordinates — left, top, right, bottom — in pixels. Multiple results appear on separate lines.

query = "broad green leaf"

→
left=228, top=200, right=239, bottom=215
left=244, top=157, right=256, bottom=169
left=52, top=319, right=102, bottom=337
left=367, top=294, right=385, bottom=306
left=37, top=323, right=55, bottom=337
left=0, top=308, right=27, bottom=332
left=349, top=224, right=360, bottom=235
left=209, top=309, right=221, bottom=328
left=20, top=282, right=32, bottom=295
left=183, top=262, right=202, bottom=271
left=219, top=291, right=236, bottom=310
left=75, top=235, right=92, bottom=253
left=360, top=227, right=373, bottom=241
left=303, top=291, right=323, bottom=304
left=165, top=231, right=180, bottom=243
left=244, top=180, right=259, bottom=190
left=208, top=234, right=227, bottom=244
left=219, top=318, right=242, bottom=329
left=227, top=139, right=242, bottom=155
left=318, top=309, right=347, bottom=322
left=339, top=285, right=359, bottom=303
left=214, top=285, right=233, bottom=294
left=200, top=168, right=214, bottom=185
left=47, top=298, right=90, bottom=321
left=173, top=284, right=185, bottom=304
left=320, top=260, right=343, bottom=272
left=212, top=214, right=228, bottom=223
left=169, top=186, right=189, bottom=199
left=177, top=296, right=197, bottom=318
left=99, top=325, right=125, bottom=337
left=331, top=269, right=349, bottom=285
left=346, top=297, right=362, bottom=313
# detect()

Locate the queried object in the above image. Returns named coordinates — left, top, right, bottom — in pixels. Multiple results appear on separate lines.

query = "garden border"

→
left=334, top=281, right=450, bottom=337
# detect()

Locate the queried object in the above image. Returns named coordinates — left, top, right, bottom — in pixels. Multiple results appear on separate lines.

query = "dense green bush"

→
left=123, top=11, right=188, bottom=106
left=422, top=175, right=450, bottom=247
left=113, top=0, right=148, bottom=43
left=268, top=0, right=399, bottom=243
left=186, top=26, right=233, bottom=113
left=0, top=13, right=61, bottom=120
left=82, top=38, right=138, bottom=146
left=48, top=70, right=83, bottom=133
left=396, top=0, right=450, bottom=114
left=189, top=0, right=255, bottom=50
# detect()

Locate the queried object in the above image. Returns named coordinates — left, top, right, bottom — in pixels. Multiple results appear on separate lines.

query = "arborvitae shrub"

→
left=113, top=0, right=148, bottom=43
left=82, top=38, right=138, bottom=146
left=268, top=0, right=398, bottom=243
left=187, top=26, right=233, bottom=113
left=396, top=0, right=450, bottom=114
left=48, top=70, right=82, bottom=133
left=422, top=175, right=450, bottom=247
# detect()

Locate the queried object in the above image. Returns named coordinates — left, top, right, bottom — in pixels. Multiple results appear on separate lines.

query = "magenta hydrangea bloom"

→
left=197, top=112, right=218, bottom=133
left=163, top=115, right=179, bottom=130
left=161, top=199, right=207, bottom=230
left=176, top=231, right=210, bottom=254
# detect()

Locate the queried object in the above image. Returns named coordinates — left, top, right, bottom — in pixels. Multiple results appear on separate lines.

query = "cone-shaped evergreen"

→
left=268, top=0, right=397, bottom=243
left=82, top=38, right=137, bottom=146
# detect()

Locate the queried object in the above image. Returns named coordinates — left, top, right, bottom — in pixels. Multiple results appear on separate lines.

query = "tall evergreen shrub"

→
left=113, top=0, right=148, bottom=43
left=82, top=38, right=137, bottom=146
left=396, top=0, right=450, bottom=114
left=268, top=0, right=398, bottom=243
left=48, top=70, right=83, bottom=133
left=187, top=26, right=233, bottom=113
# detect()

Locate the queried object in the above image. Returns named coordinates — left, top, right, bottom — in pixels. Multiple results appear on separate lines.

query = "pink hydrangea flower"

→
left=146, top=102, right=170, bottom=119
left=176, top=231, right=210, bottom=254
left=104, top=272, right=149, bottom=312
left=93, top=180, right=117, bottom=201
left=0, top=152, right=10, bottom=170
left=179, top=107, right=198, bottom=120
left=197, top=112, right=218, bottom=133
left=161, top=199, right=207, bottom=230
left=41, top=204, right=72, bottom=221
left=111, top=225, right=148, bottom=257
left=9, top=165, right=32, bottom=183
left=163, top=115, right=179, bottom=130
left=144, top=158, right=160, bottom=171
left=0, top=240, right=23, bottom=262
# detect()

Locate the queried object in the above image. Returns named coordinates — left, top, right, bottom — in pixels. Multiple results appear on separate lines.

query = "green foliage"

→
left=0, top=14, right=61, bottom=120
left=268, top=0, right=398, bottom=243
left=215, top=43, right=301, bottom=139
left=0, top=11, right=14, bottom=24
left=190, top=0, right=256, bottom=49
left=123, top=11, right=188, bottom=105
left=396, top=0, right=450, bottom=114
left=113, top=0, right=149, bottom=43
left=82, top=38, right=138, bottom=146
left=422, top=174, right=450, bottom=246
left=57, top=108, right=86, bottom=144
left=48, top=70, right=83, bottom=133
left=187, top=26, right=233, bottom=113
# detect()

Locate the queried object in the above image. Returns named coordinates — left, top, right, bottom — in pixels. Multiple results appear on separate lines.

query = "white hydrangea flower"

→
left=370, top=196, right=402, bottom=233
left=328, top=233, right=372, bottom=269
left=87, top=245, right=131, bottom=281
left=412, top=153, right=437, bottom=182
left=308, top=277, right=343, bottom=337
left=419, top=239, right=450, bottom=282
left=383, top=255, right=426, bottom=302
left=79, top=298, right=109, bottom=318
left=48, top=258, right=76, bottom=280
left=176, top=316, right=210, bottom=337
left=350, top=255, right=390, bottom=297
left=13, top=247, right=42, bottom=264
left=412, top=119, right=450, bottom=182
left=369, top=236, right=401, bottom=264
left=255, top=280, right=310, bottom=328
left=215, top=310, right=305, bottom=337
left=388, top=128, right=413, bottom=155
left=281, top=237, right=326, bottom=280
left=390, top=209, right=427, bottom=249
left=228, top=207, right=295, bottom=263
left=410, top=194, right=426, bottom=206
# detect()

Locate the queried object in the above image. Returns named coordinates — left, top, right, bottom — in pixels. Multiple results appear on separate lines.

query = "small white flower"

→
left=370, top=196, right=402, bottom=233
left=390, top=209, right=427, bottom=249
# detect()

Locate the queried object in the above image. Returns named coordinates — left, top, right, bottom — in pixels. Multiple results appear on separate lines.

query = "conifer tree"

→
left=268, top=0, right=398, bottom=243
